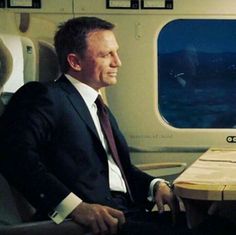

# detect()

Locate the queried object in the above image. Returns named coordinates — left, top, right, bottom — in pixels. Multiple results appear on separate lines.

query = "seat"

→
left=0, top=38, right=13, bottom=89
left=0, top=172, right=90, bottom=235
left=0, top=34, right=90, bottom=235
left=0, top=34, right=60, bottom=99
left=0, top=37, right=13, bottom=110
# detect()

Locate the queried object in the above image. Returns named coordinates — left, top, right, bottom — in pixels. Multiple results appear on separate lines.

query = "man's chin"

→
left=105, top=78, right=117, bottom=86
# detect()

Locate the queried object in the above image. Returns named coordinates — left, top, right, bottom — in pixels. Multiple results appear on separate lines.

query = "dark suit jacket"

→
left=0, top=75, right=154, bottom=217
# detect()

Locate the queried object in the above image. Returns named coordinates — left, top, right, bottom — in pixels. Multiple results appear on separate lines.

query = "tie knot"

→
left=95, top=95, right=105, bottom=109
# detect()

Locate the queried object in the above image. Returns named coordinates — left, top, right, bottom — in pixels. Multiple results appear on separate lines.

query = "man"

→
left=0, top=17, right=188, bottom=235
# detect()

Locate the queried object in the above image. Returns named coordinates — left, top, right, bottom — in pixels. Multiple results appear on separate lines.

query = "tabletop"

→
left=174, top=148, right=236, bottom=200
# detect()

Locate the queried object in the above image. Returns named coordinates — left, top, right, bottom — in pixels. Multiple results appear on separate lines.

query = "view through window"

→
left=158, top=19, right=236, bottom=128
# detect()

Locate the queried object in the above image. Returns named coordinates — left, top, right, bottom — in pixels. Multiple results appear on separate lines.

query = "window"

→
left=158, top=19, right=236, bottom=128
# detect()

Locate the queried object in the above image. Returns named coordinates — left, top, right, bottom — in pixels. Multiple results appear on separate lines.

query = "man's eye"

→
left=102, top=53, right=111, bottom=57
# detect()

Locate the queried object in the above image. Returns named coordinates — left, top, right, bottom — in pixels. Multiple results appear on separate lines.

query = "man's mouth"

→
left=108, top=72, right=118, bottom=77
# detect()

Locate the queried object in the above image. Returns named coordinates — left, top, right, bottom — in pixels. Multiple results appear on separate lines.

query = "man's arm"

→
left=0, top=82, right=70, bottom=213
left=0, top=82, right=126, bottom=235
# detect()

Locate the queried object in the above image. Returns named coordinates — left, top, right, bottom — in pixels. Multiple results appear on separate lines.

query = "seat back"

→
left=0, top=172, right=36, bottom=225
left=0, top=34, right=36, bottom=225
left=0, top=37, right=13, bottom=88
left=0, top=173, right=22, bottom=225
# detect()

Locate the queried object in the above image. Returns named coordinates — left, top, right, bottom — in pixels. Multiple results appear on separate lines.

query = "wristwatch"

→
left=153, top=180, right=172, bottom=196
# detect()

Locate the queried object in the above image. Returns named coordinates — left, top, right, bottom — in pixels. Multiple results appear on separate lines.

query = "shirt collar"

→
left=65, top=74, right=99, bottom=108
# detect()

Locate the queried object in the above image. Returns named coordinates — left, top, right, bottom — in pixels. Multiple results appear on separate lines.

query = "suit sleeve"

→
left=0, top=82, right=71, bottom=215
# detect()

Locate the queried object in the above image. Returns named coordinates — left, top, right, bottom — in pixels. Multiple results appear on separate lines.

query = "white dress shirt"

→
left=67, top=74, right=127, bottom=193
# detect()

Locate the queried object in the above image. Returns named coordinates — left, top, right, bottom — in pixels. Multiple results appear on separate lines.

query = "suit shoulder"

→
left=3, top=82, right=59, bottom=114
left=12, top=81, right=49, bottom=98
left=9, top=81, right=61, bottom=102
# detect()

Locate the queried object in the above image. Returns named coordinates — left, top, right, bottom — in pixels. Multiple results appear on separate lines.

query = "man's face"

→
left=79, top=30, right=122, bottom=91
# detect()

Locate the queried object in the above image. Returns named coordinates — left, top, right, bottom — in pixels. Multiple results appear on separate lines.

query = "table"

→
left=173, top=148, right=236, bottom=228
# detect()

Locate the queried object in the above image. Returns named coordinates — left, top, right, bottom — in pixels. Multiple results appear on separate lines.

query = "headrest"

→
left=0, top=38, right=13, bottom=88
left=38, top=40, right=60, bottom=82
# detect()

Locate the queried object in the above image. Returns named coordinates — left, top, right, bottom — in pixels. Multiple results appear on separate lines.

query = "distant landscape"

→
left=158, top=50, right=236, bottom=128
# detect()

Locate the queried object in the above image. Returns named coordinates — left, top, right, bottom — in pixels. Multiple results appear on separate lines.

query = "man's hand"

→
left=154, top=181, right=180, bottom=225
left=70, top=202, right=125, bottom=235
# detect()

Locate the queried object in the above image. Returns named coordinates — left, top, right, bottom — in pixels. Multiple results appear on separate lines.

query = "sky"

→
left=158, top=19, right=236, bottom=54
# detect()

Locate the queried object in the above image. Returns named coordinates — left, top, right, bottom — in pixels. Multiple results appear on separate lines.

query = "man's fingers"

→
left=155, top=190, right=166, bottom=213
left=156, top=198, right=165, bottom=213
left=103, top=216, right=119, bottom=234
left=107, top=207, right=126, bottom=225
left=96, top=213, right=109, bottom=234
left=90, top=219, right=100, bottom=235
left=71, top=203, right=125, bottom=234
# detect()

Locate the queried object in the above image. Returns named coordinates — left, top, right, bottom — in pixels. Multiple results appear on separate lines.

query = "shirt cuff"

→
left=147, top=178, right=166, bottom=202
left=48, top=192, right=82, bottom=224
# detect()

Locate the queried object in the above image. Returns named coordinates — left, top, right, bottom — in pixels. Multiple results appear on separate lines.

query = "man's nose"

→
left=112, top=53, right=122, bottom=67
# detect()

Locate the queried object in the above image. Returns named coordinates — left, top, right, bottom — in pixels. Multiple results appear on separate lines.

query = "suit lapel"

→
left=56, top=75, right=100, bottom=140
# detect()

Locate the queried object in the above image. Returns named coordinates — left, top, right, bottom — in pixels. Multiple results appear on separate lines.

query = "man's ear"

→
left=67, top=53, right=82, bottom=71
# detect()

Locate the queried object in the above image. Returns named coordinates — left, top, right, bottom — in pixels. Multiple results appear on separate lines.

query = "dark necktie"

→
left=95, top=95, right=133, bottom=200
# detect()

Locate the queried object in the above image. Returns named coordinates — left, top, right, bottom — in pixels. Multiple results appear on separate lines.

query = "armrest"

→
left=136, top=162, right=187, bottom=182
left=0, top=219, right=91, bottom=235
left=136, top=162, right=187, bottom=171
